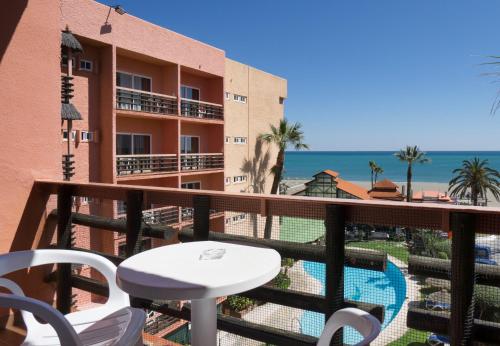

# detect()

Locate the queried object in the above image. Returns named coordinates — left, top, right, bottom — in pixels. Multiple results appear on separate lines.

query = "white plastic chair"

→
left=0, top=249, right=146, bottom=346
left=317, top=308, right=381, bottom=346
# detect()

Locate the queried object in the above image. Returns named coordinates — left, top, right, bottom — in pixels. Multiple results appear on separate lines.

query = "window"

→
left=80, top=131, right=93, bottom=142
left=233, top=175, right=247, bottom=184
left=117, top=200, right=127, bottom=214
left=181, top=182, right=201, bottom=190
left=116, top=133, right=151, bottom=155
left=225, top=92, right=231, bottom=100
left=225, top=177, right=232, bottom=185
left=232, top=213, right=247, bottom=223
left=79, top=196, right=92, bottom=206
left=116, top=72, right=152, bottom=92
left=62, top=129, right=76, bottom=141
left=233, top=137, right=247, bottom=144
left=225, top=136, right=231, bottom=144
left=79, top=59, right=93, bottom=72
left=180, top=136, right=200, bottom=154
left=181, top=85, right=200, bottom=100
left=279, top=97, right=285, bottom=105
left=233, top=94, right=247, bottom=103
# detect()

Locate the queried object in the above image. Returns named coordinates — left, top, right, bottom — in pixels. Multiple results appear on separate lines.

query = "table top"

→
left=116, top=241, right=281, bottom=300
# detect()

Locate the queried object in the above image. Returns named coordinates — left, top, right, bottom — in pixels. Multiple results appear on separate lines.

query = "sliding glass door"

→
left=116, top=133, right=151, bottom=155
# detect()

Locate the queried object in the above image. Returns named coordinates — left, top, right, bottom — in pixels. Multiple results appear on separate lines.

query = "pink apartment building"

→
left=1, top=0, right=286, bottom=341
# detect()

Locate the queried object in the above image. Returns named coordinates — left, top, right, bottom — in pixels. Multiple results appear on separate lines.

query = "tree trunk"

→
left=374, top=171, right=378, bottom=185
left=472, top=186, right=478, bottom=206
left=263, top=149, right=285, bottom=239
left=371, top=170, right=374, bottom=189
left=406, top=163, right=412, bottom=202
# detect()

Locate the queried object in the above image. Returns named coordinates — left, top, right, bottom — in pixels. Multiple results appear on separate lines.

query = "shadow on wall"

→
left=0, top=1, right=28, bottom=63
left=241, top=139, right=271, bottom=194
left=241, top=139, right=271, bottom=238
left=4, top=182, right=58, bottom=328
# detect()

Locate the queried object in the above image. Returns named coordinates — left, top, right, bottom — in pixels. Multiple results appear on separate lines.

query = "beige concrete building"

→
left=224, top=59, right=287, bottom=195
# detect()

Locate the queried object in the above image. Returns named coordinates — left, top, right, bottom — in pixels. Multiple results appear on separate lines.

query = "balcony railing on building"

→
left=116, top=87, right=178, bottom=115
left=180, top=153, right=224, bottom=171
left=116, top=154, right=177, bottom=176
left=17, top=180, right=500, bottom=346
left=180, top=99, right=223, bottom=120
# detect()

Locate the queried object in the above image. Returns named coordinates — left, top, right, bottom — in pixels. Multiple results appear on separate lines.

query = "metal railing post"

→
left=125, top=190, right=144, bottom=257
left=56, top=185, right=74, bottom=314
left=193, top=195, right=211, bottom=241
left=324, top=204, right=346, bottom=346
left=450, top=212, right=476, bottom=345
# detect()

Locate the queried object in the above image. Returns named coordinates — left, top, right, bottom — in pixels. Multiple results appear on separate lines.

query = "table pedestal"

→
left=191, top=298, right=217, bottom=346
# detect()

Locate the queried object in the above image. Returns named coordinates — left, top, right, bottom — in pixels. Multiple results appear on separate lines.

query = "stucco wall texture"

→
left=0, top=0, right=61, bottom=253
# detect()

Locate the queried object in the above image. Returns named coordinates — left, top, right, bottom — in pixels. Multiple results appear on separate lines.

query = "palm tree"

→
left=482, top=56, right=500, bottom=114
left=369, top=161, right=377, bottom=188
left=374, top=165, right=384, bottom=184
left=394, top=146, right=429, bottom=202
left=259, top=118, right=309, bottom=238
left=448, top=158, right=500, bottom=206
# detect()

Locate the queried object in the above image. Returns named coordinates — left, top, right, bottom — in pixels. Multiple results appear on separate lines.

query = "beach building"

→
left=368, top=179, right=405, bottom=201
left=294, top=170, right=370, bottom=199
left=412, top=191, right=454, bottom=204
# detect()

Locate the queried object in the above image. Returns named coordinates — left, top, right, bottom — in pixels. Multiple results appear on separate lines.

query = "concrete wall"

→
left=224, top=58, right=286, bottom=194
left=61, top=0, right=225, bottom=77
left=0, top=0, right=61, bottom=252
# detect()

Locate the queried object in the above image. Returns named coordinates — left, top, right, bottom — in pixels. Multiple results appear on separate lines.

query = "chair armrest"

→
left=317, top=308, right=381, bottom=346
left=0, top=293, right=81, bottom=346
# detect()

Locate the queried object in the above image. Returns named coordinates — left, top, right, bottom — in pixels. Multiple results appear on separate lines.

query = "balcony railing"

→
left=180, top=98, right=223, bottom=120
left=116, top=87, right=178, bottom=115
left=23, top=180, right=500, bottom=345
left=116, top=154, right=177, bottom=176
left=119, top=206, right=179, bottom=226
left=180, top=153, right=224, bottom=171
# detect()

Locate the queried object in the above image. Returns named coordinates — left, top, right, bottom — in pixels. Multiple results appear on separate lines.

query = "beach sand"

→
left=283, top=179, right=500, bottom=207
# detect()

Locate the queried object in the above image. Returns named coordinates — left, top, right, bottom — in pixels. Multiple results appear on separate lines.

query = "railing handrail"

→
left=116, top=86, right=177, bottom=100
left=180, top=153, right=223, bottom=156
left=35, top=179, right=500, bottom=234
left=180, top=97, right=223, bottom=107
left=116, top=154, right=177, bottom=158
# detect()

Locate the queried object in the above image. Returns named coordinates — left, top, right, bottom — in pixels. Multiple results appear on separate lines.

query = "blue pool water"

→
left=301, top=261, right=406, bottom=344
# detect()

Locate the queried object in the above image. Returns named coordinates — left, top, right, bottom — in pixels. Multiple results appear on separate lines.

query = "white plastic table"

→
left=116, top=241, right=281, bottom=346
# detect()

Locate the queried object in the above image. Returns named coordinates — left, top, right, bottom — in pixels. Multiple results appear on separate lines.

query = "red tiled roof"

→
left=372, top=179, right=399, bottom=190
left=336, top=178, right=370, bottom=200
left=314, top=169, right=339, bottom=178
left=369, top=191, right=405, bottom=201
left=413, top=190, right=453, bottom=203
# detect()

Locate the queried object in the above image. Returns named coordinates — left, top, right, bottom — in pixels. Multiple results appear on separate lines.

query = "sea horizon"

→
left=283, top=151, right=500, bottom=183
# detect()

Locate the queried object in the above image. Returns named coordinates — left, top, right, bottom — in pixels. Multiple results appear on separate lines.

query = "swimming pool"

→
left=301, top=260, right=406, bottom=344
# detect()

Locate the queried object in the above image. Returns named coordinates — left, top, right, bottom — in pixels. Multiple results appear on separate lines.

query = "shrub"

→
left=273, top=270, right=291, bottom=290
left=281, top=258, right=295, bottom=268
left=227, top=295, right=254, bottom=312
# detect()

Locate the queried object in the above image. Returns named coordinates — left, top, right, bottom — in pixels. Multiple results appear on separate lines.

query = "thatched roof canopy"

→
left=61, top=103, right=83, bottom=120
left=61, top=29, right=83, bottom=53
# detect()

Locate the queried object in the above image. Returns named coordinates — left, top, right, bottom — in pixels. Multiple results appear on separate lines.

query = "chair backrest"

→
left=0, top=250, right=129, bottom=309
left=317, top=308, right=381, bottom=346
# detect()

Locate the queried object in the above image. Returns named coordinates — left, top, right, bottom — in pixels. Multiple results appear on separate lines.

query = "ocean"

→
left=283, top=151, right=500, bottom=183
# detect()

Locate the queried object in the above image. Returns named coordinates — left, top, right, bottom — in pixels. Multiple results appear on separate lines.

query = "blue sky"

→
left=101, top=0, right=500, bottom=151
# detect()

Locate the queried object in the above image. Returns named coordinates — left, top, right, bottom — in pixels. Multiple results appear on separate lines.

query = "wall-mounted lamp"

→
left=114, top=5, right=126, bottom=15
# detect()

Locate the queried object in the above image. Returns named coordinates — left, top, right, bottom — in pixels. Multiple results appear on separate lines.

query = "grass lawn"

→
left=347, top=240, right=410, bottom=264
left=279, top=217, right=325, bottom=243
left=387, top=328, right=429, bottom=346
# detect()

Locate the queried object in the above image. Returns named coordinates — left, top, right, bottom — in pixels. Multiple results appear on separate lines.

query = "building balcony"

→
left=8, top=180, right=500, bottom=345
left=180, top=153, right=224, bottom=172
left=180, top=99, right=223, bottom=121
left=116, top=154, right=177, bottom=176
left=116, top=87, right=178, bottom=116
left=118, top=206, right=179, bottom=226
